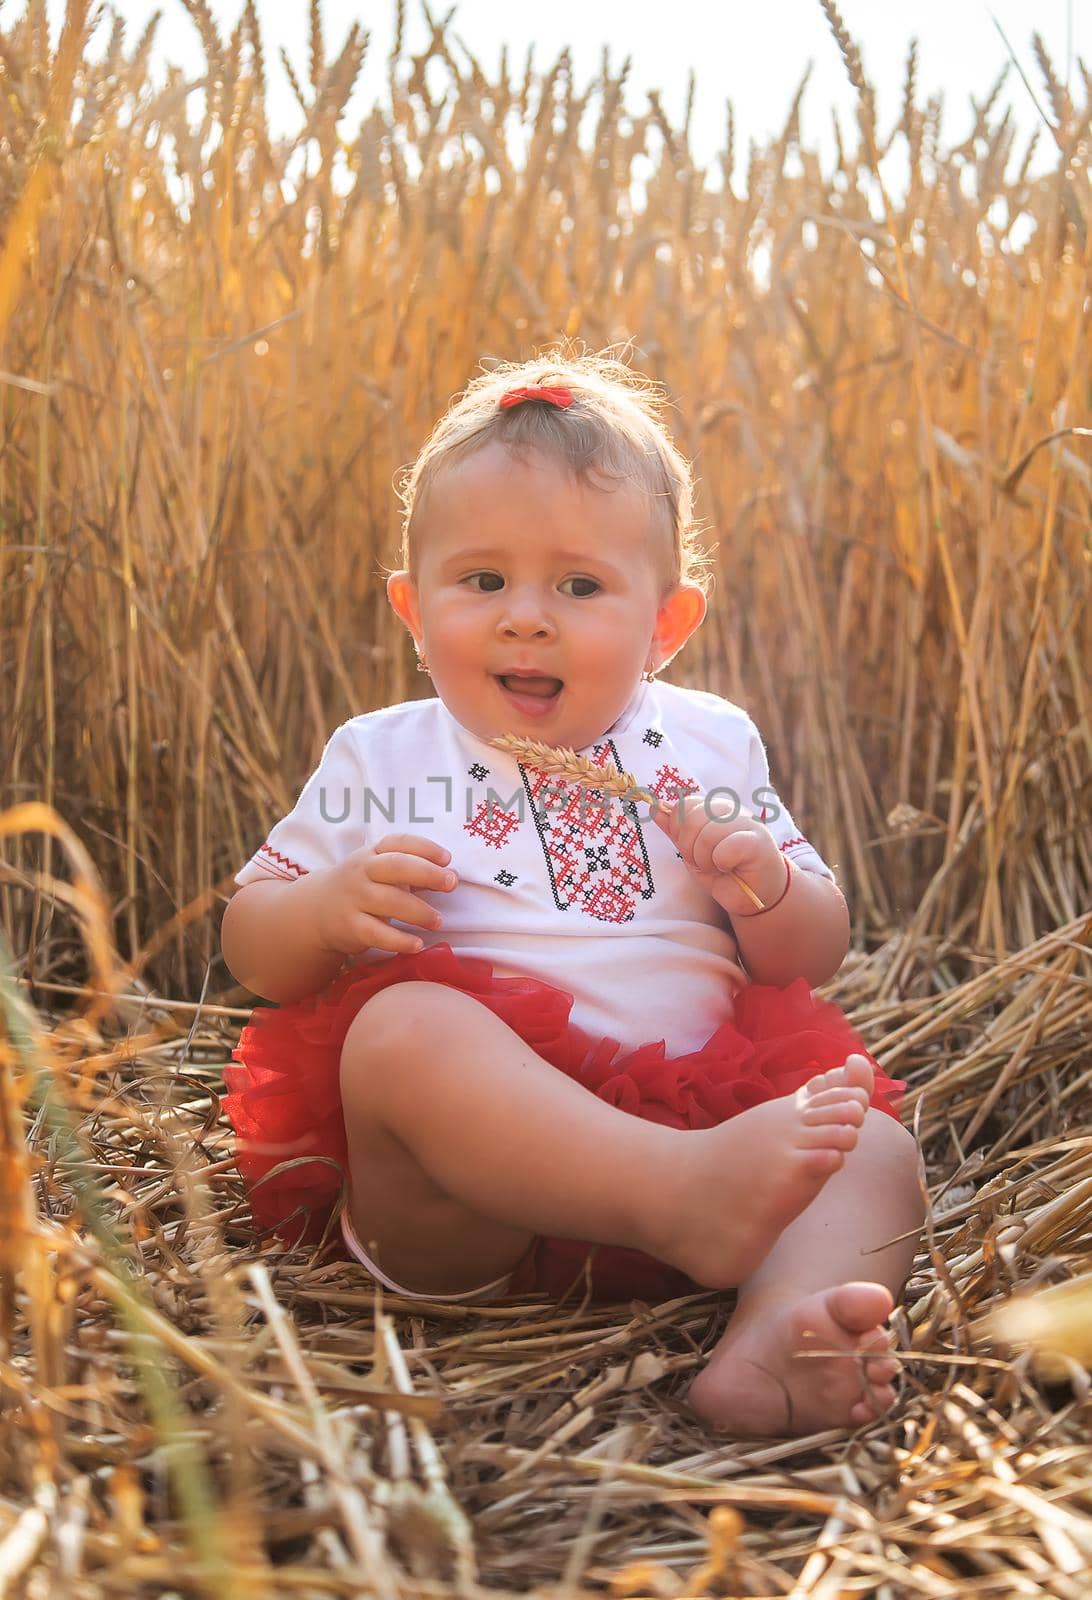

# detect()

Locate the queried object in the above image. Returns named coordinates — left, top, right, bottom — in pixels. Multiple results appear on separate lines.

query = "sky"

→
left=54, top=0, right=1085, bottom=180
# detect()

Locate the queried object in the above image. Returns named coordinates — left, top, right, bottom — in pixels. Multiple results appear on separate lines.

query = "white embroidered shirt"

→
left=234, top=679, right=835, bottom=1054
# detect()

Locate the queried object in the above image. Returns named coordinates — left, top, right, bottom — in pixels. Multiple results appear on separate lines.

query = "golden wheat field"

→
left=0, top=0, right=1090, bottom=1594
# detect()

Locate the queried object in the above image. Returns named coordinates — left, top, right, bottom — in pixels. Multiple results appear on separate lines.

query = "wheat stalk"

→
left=489, top=733, right=766, bottom=910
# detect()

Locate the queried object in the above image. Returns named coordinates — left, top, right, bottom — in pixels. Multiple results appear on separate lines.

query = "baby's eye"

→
left=462, top=573, right=601, bottom=597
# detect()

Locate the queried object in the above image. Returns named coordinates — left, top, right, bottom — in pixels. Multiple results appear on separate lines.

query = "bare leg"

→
left=338, top=980, right=871, bottom=1296
left=687, top=1110, right=924, bottom=1436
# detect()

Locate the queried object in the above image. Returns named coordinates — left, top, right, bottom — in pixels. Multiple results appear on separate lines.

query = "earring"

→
left=643, top=663, right=658, bottom=682
left=416, top=652, right=430, bottom=673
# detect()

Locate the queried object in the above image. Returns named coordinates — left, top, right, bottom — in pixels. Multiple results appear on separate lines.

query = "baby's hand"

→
left=304, top=834, right=458, bottom=957
left=652, top=794, right=786, bottom=920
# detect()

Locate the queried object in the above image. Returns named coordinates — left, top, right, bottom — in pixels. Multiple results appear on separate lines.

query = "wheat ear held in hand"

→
left=490, top=733, right=767, bottom=911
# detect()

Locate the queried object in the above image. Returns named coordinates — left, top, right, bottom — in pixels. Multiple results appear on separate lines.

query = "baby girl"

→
left=220, top=354, right=925, bottom=1437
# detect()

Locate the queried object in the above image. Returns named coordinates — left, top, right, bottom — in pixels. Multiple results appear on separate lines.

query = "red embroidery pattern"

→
left=524, top=741, right=655, bottom=924
left=650, top=766, right=773, bottom=827
left=648, top=763, right=700, bottom=809
left=256, top=843, right=308, bottom=880
left=780, top=835, right=809, bottom=853
left=464, top=795, right=522, bottom=849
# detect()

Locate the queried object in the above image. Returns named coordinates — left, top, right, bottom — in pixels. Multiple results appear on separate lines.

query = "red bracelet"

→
left=737, top=853, right=793, bottom=917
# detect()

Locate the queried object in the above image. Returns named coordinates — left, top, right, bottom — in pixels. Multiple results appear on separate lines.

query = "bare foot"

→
left=686, top=1281, right=900, bottom=1436
left=647, top=1055, right=875, bottom=1289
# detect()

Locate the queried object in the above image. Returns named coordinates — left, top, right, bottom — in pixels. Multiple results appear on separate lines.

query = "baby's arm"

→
left=221, top=835, right=457, bottom=1004
left=730, top=863, right=849, bottom=988
left=221, top=874, right=345, bottom=1004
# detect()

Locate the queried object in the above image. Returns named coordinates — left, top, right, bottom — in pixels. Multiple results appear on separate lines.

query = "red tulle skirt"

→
left=223, top=942, right=906, bottom=1302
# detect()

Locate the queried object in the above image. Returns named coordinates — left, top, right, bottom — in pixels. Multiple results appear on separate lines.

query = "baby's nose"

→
left=499, top=601, right=556, bottom=637
left=501, top=619, right=554, bottom=637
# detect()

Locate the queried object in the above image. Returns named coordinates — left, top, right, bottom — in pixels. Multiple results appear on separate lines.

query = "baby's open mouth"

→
left=496, top=674, right=564, bottom=699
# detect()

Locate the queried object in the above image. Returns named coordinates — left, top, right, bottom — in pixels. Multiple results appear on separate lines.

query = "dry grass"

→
left=0, top=1, right=1089, bottom=1595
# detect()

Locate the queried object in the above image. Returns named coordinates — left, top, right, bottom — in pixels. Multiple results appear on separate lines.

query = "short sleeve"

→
left=234, top=724, right=367, bottom=888
left=743, top=718, right=835, bottom=882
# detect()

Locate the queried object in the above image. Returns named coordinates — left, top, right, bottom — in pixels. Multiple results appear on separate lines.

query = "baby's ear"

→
left=386, top=570, right=421, bottom=634
left=653, top=581, right=707, bottom=659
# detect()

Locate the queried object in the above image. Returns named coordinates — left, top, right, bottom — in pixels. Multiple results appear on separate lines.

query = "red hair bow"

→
left=499, top=384, right=574, bottom=410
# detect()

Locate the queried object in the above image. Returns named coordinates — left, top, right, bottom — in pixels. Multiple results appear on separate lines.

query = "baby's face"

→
left=389, top=441, right=691, bottom=751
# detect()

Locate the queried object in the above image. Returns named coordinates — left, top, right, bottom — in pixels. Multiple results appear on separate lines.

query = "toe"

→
left=801, top=1122, right=859, bottom=1151
left=804, top=1085, right=869, bottom=1112
left=841, top=1053, right=875, bottom=1095
left=803, top=1060, right=874, bottom=1102
left=801, top=1147, right=845, bottom=1177
left=814, top=1065, right=852, bottom=1091
left=849, top=1382, right=896, bottom=1424
left=829, top=1282, right=895, bottom=1334
left=803, top=1097, right=866, bottom=1127
left=859, top=1332, right=900, bottom=1384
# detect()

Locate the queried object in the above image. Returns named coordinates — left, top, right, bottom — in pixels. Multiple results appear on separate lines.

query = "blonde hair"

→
left=392, top=349, right=714, bottom=600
